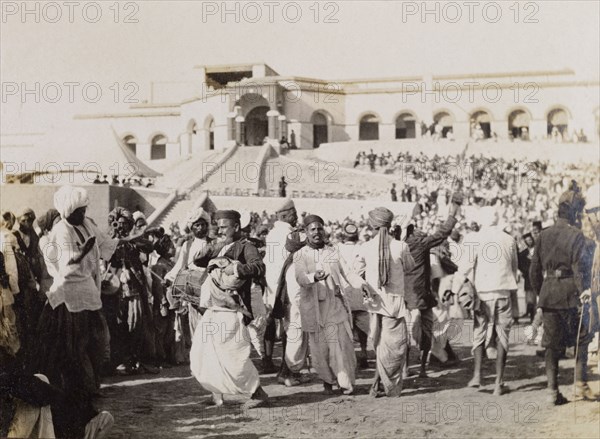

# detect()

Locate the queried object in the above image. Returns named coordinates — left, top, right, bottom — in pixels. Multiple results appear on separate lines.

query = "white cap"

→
left=239, top=210, right=252, bottom=230
left=585, top=184, right=600, bottom=211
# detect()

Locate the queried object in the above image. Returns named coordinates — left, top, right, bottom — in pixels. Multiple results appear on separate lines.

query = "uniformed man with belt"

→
left=530, top=183, right=594, bottom=406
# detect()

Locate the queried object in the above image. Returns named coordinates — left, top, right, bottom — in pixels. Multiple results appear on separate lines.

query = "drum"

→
left=172, top=269, right=207, bottom=299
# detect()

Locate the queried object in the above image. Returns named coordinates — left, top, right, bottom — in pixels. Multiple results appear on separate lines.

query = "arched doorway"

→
left=395, top=113, right=416, bottom=139
left=508, top=109, right=531, bottom=140
left=359, top=113, right=379, bottom=140
left=123, top=135, right=137, bottom=155
left=245, top=106, right=269, bottom=146
left=433, top=111, right=454, bottom=138
left=187, top=119, right=197, bottom=154
left=150, top=134, right=167, bottom=160
left=204, top=116, right=215, bottom=150
left=547, top=108, right=569, bottom=136
left=311, top=111, right=329, bottom=148
left=470, top=110, right=492, bottom=139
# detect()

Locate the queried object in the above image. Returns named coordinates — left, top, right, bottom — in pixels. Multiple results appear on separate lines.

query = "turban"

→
left=368, top=207, right=394, bottom=288
left=368, top=207, right=394, bottom=229
left=54, top=185, right=89, bottom=219
left=37, top=209, right=60, bottom=233
left=108, top=207, right=133, bottom=224
left=239, top=210, right=252, bottom=230
left=133, top=211, right=147, bottom=223
left=186, top=208, right=210, bottom=226
left=344, top=223, right=359, bottom=237
left=303, top=214, right=324, bottom=227
left=214, top=210, right=240, bottom=224
left=275, top=198, right=295, bottom=213
left=585, top=184, right=600, bottom=212
left=17, top=207, right=35, bottom=220
left=558, top=180, right=585, bottom=212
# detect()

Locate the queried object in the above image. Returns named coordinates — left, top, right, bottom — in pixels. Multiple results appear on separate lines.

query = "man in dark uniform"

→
left=530, top=186, right=594, bottom=406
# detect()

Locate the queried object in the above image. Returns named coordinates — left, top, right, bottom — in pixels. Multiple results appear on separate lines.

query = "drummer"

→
left=164, top=207, right=212, bottom=337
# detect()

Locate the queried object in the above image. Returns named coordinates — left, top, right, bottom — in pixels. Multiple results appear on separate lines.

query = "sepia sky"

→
left=1, top=0, right=599, bottom=132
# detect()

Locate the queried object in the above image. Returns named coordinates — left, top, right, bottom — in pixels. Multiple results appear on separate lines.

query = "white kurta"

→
left=0, top=229, right=20, bottom=298
left=355, top=236, right=415, bottom=320
left=295, top=244, right=364, bottom=388
left=264, top=221, right=293, bottom=309
left=44, top=218, right=118, bottom=312
left=165, top=237, right=209, bottom=282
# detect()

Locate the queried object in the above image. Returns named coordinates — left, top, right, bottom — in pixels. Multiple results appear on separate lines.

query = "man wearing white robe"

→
left=265, top=199, right=309, bottom=385
left=295, top=215, right=364, bottom=395
left=190, top=210, right=268, bottom=407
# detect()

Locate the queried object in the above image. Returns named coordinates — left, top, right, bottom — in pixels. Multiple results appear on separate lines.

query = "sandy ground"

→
left=98, top=320, right=600, bottom=439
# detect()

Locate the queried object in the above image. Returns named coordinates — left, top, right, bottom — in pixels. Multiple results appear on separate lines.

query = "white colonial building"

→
left=3, top=62, right=598, bottom=173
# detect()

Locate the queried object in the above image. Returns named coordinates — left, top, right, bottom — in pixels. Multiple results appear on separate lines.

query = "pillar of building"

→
left=227, top=112, right=236, bottom=141
left=235, top=116, right=245, bottom=145
left=529, top=119, right=547, bottom=141
left=267, top=110, right=280, bottom=140
left=278, top=115, right=287, bottom=140
left=491, top=120, right=507, bottom=139
left=136, top=143, right=151, bottom=161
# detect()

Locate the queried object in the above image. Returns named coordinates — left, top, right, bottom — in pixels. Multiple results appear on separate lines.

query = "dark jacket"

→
left=530, top=218, right=591, bottom=309
left=517, top=247, right=533, bottom=291
left=195, top=238, right=265, bottom=324
left=404, top=216, right=457, bottom=310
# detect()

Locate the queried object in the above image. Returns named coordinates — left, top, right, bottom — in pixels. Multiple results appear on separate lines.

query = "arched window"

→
left=433, top=111, right=454, bottom=138
left=508, top=109, right=531, bottom=140
left=208, top=118, right=215, bottom=150
left=547, top=108, right=569, bottom=136
left=151, top=134, right=167, bottom=160
left=311, top=111, right=329, bottom=148
left=470, top=110, right=492, bottom=139
left=123, top=135, right=137, bottom=155
left=359, top=113, right=379, bottom=140
left=395, top=113, right=416, bottom=139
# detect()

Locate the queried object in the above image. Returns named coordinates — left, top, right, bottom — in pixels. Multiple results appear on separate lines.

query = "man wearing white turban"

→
left=35, top=187, right=119, bottom=389
left=31, top=185, right=125, bottom=436
left=165, top=207, right=212, bottom=339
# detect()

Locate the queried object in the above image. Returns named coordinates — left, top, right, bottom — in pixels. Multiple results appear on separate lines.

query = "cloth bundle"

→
left=202, top=257, right=250, bottom=317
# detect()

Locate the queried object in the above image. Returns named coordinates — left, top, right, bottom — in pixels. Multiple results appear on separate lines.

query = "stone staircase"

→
left=198, top=146, right=264, bottom=195
left=157, top=150, right=223, bottom=190
left=261, top=155, right=397, bottom=200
